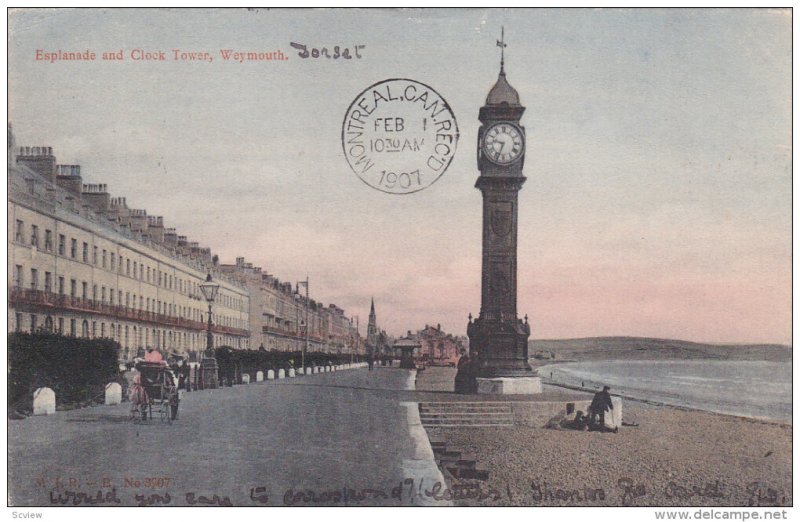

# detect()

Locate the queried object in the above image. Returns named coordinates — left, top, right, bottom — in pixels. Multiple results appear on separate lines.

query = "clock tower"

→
left=467, top=28, right=539, bottom=392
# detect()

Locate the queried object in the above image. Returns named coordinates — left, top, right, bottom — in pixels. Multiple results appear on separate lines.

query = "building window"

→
left=15, top=313, right=22, bottom=332
left=93, top=284, right=97, bottom=301
left=126, top=258, right=130, bottom=276
left=58, top=317, right=64, bottom=334
left=44, top=272, right=52, bottom=293
left=82, top=282, right=88, bottom=299
left=70, top=279, right=76, bottom=297
left=70, top=238, right=77, bottom=258
left=58, top=276, right=64, bottom=295
left=118, top=290, right=123, bottom=305
left=101, top=286, right=106, bottom=302
left=82, top=242, right=88, bottom=263
left=133, top=262, right=137, bottom=279
left=125, top=292, right=130, bottom=308
left=45, top=316, right=53, bottom=332
left=101, top=323, right=105, bottom=337
left=30, top=225, right=39, bottom=248
left=14, top=265, right=23, bottom=288
left=30, top=314, right=37, bottom=333
left=110, top=253, right=115, bottom=270
left=110, top=290, right=114, bottom=305
left=45, top=229, right=53, bottom=251
left=102, top=249, right=107, bottom=268
left=30, top=268, right=38, bottom=290
left=93, top=246, right=98, bottom=265
left=92, top=321, right=97, bottom=338
left=70, top=319, right=76, bottom=336
left=15, top=220, right=23, bottom=242
left=58, top=234, right=65, bottom=255
left=82, top=320, right=89, bottom=338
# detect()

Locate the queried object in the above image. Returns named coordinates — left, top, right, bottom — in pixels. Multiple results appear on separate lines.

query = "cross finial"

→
left=496, top=26, right=507, bottom=74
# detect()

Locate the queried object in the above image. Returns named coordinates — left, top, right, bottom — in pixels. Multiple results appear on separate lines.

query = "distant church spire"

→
left=367, top=297, right=378, bottom=349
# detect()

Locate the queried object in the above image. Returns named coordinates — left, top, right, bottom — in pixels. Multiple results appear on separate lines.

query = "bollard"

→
left=242, top=374, right=251, bottom=384
left=278, top=369, right=286, bottom=379
left=267, top=370, right=275, bottom=380
left=256, top=371, right=264, bottom=382
left=105, top=383, right=122, bottom=405
left=289, top=368, right=296, bottom=378
left=33, top=387, right=56, bottom=415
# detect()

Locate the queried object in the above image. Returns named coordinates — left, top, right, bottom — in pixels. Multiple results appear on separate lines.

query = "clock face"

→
left=482, top=123, right=524, bottom=165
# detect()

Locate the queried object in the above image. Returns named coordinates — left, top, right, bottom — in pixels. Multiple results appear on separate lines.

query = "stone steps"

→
left=419, top=402, right=514, bottom=428
left=429, top=439, right=490, bottom=482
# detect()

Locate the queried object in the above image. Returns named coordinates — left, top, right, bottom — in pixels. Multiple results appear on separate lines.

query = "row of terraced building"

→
left=7, top=127, right=361, bottom=361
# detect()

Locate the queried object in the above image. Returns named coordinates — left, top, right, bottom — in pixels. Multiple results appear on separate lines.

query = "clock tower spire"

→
left=467, top=28, right=539, bottom=392
left=497, top=25, right=507, bottom=75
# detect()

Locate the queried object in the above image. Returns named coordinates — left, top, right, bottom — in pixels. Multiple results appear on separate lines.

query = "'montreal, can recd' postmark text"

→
left=342, top=78, right=459, bottom=195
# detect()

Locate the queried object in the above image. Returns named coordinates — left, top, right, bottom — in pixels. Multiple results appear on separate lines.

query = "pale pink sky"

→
left=8, top=9, right=792, bottom=344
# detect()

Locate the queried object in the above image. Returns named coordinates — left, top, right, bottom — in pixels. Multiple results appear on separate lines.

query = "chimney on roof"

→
left=17, top=145, right=57, bottom=182
left=54, top=164, right=83, bottom=195
left=148, top=216, right=165, bottom=243
left=129, top=209, right=148, bottom=234
left=164, top=229, right=178, bottom=248
left=81, top=183, right=110, bottom=213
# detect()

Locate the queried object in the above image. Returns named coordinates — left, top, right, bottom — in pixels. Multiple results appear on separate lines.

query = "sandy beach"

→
left=418, top=367, right=792, bottom=507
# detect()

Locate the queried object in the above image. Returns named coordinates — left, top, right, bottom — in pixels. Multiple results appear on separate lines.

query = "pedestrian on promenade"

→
left=467, top=350, right=481, bottom=394
left=129, top=374, right=149, bottom=421
left=454, top=349, right=469, bottom=393
left=368, top=356, right=374, bottom=371
left=176, top=359, right=190, bottom=391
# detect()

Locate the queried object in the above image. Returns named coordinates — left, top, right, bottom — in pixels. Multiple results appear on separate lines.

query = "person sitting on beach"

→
left=588, top=386, right=614, bottom=430
left=545, top=410, right=588, bottom=431
left=564, top=410, right=589, bottom=431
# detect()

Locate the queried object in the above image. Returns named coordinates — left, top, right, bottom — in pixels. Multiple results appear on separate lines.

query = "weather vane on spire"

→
left=497, top=26, right=507, bottom=74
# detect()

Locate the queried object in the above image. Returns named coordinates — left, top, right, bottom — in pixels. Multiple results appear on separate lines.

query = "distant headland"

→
left=529, top=336, right=791, bottom=364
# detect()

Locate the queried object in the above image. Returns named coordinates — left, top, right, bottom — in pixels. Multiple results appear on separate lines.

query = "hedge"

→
left=8, top=332, right=121, bottom=413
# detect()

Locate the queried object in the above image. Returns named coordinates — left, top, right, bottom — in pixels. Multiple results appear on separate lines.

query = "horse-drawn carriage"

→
left=129, top=362, right=179, bottom=423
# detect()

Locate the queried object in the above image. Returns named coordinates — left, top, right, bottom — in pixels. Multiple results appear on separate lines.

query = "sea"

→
left=539, top=360, right=792, bottom=423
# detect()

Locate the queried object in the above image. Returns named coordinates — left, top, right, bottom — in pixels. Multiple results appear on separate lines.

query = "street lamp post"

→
left=295, top=277, right=309, bottom=371
left=199, top=273, right=220, bottom=389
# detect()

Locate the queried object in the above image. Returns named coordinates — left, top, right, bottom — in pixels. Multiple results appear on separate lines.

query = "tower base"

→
left=476, top=376, right=542, bottom=395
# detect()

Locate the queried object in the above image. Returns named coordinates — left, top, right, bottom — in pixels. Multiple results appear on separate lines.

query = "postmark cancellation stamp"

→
left=342, top=78, right=459, bottom=195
